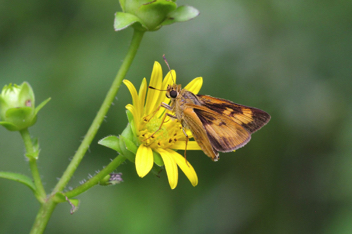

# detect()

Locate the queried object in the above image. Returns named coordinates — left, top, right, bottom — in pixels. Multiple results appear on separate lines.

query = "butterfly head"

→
left=166, top=84, right=182, bottom=100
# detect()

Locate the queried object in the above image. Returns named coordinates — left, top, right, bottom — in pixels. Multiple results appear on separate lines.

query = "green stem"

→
left=53, top=29, right=145, bottom=194
left=30, top=29, right=145, bottom=234
left=64, top=155, right=126, bottom=198
left=20, top=129, right=46, bottom=202
left=30, top=199, right=57, bottom=234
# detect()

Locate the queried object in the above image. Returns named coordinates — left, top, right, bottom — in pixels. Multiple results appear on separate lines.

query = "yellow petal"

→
left=184, top=77, right=203, bottom=94
left=135, top=145, right=154, bottom=178
left=168, top=149, right=198, bottom=187
left=145, top=62, right=163, bottom=115
left=123, top=80, right=141, bottom=120
left=125, top=104, right=139, bottom=133
left=139, top=78, right=147, bottom=115
left=156, top=148, right=178, bottom=189
left=171, top=141, right=202, bottom=150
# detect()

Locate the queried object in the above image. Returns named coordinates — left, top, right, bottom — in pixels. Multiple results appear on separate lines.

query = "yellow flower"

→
left=123, top=61, right=203, bottom=189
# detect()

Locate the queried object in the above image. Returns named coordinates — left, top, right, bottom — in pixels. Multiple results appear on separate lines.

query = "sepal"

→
left=162, top=5, right=200, bottom=25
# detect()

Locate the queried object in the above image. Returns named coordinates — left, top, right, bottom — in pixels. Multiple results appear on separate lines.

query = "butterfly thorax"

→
left=166, top=84, right=201, bottom=119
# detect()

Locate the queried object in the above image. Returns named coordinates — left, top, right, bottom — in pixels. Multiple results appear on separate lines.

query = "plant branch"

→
left=20, top=129, right=46, bottom=202
left=64, top=155, right=126, bottom=198
left=30, top=29, right=145, bottom=234
left=30, top=199, right=57, bottom=234
left=53, top=29, right=145, bottom=193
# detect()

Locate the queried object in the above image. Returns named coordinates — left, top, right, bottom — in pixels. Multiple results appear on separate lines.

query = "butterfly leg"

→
left=143, top=104, right=162, bottom=122
left=181, top=126, right=190, bottom=166
left=143, top=103, right=175, bottom=142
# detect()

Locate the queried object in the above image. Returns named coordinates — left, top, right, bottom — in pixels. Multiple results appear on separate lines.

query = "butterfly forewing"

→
left=182, top=106, right=218, bottom=160
left=191, top=105, right=251, bottom=152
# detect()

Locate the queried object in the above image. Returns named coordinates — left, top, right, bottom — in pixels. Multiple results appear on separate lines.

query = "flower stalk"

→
left=30, top=199, right=57, bottom=234
left=20, top=128, right=46, bottom=203
left=64, top=155, right=126, bottom=198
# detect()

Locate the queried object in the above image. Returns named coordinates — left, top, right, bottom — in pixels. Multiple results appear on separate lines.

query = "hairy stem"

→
left=53, top=29, right=145, bottom=193
left=20, top=129, right=46, bottom=202
left=29, top=29, right=145, bottom=234
left=64, top=155, right=126, bottom=198
left=30, top=199, right=57, bottom=234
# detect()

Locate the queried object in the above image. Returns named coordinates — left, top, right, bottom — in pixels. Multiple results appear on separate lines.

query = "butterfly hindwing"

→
left=197, top=95, right=271, bottom=133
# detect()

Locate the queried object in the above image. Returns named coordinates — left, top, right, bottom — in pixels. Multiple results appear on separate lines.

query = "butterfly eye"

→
left=170, top=90, right=177, bottom=98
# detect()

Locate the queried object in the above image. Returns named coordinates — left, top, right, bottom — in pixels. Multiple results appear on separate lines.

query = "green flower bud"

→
left=114, top=0, right=199, bottom=31
left=0, top=82, right=50, bottom=131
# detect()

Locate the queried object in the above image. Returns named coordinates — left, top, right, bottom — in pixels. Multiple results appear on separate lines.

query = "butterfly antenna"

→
left=148, top=86, right=167, bottom=91
left=163, top=54, right=175, bottom=84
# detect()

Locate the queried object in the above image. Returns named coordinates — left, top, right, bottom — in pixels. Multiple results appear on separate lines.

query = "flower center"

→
left=138, top=114, right=183, bottom=149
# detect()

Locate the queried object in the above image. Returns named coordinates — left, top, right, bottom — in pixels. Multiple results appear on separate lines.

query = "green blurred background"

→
left=1, top=0, right=352, bottom=233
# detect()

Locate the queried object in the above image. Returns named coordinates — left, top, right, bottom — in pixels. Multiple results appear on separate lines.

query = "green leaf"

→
left=151, top=151, right=164, bottom=176
left=24, top=137, right=40, bottom=160
left=26, top=151, right=39, bottom=160
left=119, top=136, right=136, bottom=163
left=153, top=150, right=164, bottom=166
left=120, top=135, right=137, bottom=154
left=54, top=192, right=79, bottom=213
left=121, top=123, right=133, bottom=139
left=0, top=171, right=35, bottom=192
left=54, top=192, right=67, bottom=203
left=126, top=110, right=137, bottom=138
left=68, top=198, right=80, bottom=214
left=121, top=122, right=140, bottom=147
left=98, top=135, right=122, bottom=153
left=114, top=12, right=146, bottom=31
left=151, top=164, right=163, bottom=176
left=35, top=97, right=51, bottom=115
left=0, top=121, right=17, bottom=131
left=32, top=137, right=40, bottom=153
left=162, top=5, right=200, bottom=25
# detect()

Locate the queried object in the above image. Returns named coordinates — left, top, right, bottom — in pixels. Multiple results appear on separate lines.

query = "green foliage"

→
left=1, top=0, right=351, bottom=233
left=0, top=171, right=35, bottom=192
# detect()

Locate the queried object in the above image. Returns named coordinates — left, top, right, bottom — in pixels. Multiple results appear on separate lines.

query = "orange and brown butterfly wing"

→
left=190, top=105, right=252, bottom=151
left=183, top=104, right=252, bottom=161
left=182, top=107, right=219, bottom=160
left=197, top=95, right=271, bottom=133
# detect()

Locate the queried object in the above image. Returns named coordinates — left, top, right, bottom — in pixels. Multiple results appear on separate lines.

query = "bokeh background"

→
left=1, top=0, right=352, bottom=233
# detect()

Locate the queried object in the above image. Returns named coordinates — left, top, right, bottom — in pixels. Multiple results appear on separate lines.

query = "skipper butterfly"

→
left=150, top=57, right=271, bottom=161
